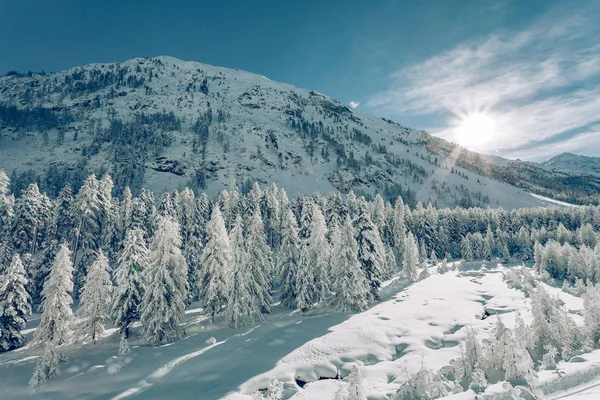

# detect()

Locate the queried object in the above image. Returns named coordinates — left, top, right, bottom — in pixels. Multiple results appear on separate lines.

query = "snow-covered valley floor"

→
left=2, top=262, right=600, bottom=400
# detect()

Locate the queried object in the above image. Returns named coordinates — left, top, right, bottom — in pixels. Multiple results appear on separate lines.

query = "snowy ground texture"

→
left=2, top=262, right=600, bottom=399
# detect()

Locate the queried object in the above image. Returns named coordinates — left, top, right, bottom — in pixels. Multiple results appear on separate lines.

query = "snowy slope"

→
left=541, top=152, right=600, bottom=177
left=2, top=263, right=600, bottom=400
left=0, top=56, right=595, bottom=208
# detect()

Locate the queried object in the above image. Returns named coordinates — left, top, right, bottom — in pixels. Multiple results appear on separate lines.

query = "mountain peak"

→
left=542, top=152, right=600, bottom=176
left=1, top=57, right=599, bottom=207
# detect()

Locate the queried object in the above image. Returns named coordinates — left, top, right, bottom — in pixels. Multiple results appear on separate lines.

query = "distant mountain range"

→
left=541, top=152, right=600, bottom=177
left=0, top=56, right=598, bottom=207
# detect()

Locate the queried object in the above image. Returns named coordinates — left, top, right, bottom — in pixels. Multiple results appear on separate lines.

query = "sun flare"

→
left=455, top=113, right=495, bottom=147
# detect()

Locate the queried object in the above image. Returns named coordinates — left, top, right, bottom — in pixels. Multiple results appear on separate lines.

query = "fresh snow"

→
left=3, top=262, right=600, bottom=399
left=531, top=193, right=580, bottom=208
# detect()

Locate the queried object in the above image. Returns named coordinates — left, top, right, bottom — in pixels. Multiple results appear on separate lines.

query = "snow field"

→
left=226, top=265, right=531, bottom=399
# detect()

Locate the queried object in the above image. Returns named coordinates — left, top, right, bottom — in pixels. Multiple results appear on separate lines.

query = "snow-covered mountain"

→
left=541, top=152, right=600, bottom=177
left=0, top=56, right=598, bottom=207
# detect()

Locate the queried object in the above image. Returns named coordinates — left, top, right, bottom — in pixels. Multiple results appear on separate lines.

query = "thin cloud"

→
left=503, top=129, right=600, bottom=161
left=349, top=101, right=360, bottom=109
left=368, top=2, right=600, bottom=158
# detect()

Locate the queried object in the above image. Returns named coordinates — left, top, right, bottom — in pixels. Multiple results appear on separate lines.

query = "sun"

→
left=455, top=113, right=495, bottom=148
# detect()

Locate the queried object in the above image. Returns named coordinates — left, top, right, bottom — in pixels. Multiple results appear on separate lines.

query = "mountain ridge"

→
left=541, top=152, right=600, bottom=177
left=0, top=56, right=598, bottom=207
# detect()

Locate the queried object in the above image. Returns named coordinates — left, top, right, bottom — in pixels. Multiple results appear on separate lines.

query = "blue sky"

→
left=1, top=0, right=599, bottom=160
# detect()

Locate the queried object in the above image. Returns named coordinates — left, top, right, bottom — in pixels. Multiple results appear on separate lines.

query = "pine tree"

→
left=330, top=220, right=370, bottom=312
left=72, top=175, right=105, bottom=292
left=461, top=236, right=474, bottom=261
left=430, top=250, right=438, bottom=265
left=354, top=199, right=388, bottom=300
left=418, top=239, right=427, bottom=265
left=371, top=194, right=386, bottom=233
left=261, top=183, right=281, bottom=247
left=34, top=243, right=74, bottom=346
left=225, top=215, right=254, bottom=328
left=483, top=225, right=494, bottom=261
left=246, top=209, right=274, bottom=314
left=117, top=187, right=134, bottom=241
left=11, top=183, right=52, bottom=256
left=419, top=258, right=430, bottom=280
left=306, top=203, right=330, bottom=306
left=402, top=233, right=419, bottom=283
left=118, top=334, right=131, bottom=355
left=347, top=365, right=367, bottom=400
left=0, top=254, right=31, bottom=352
left=111, top=228, right=148, bottom=338
left=54, top=185, right=75, bottom=244
left=533, top=241, right=546, bottom=273
left=278, top=210, right=301, bottom=309
left=140, top=217, right=187, bottom=345
left=29, top=342, right=60, bottom=394
left=503, top=330, right=534, bottom=383
left=583, top=284, right=600, bottom=348
left=296, top=237, right=315, bottom=312
left=76, top=250, right=112, bottom=343
left=198, top=206, right=231, bottom=322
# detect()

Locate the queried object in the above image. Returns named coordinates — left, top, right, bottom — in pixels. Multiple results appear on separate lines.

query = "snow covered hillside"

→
left=1, top=56, right=598, bottom=207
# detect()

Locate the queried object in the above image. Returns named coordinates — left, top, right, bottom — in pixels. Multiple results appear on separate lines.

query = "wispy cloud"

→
left=368, top=2, right=600, bottom=159
left=349, top=101, right=360, bottom=109
left=503, top=128, right=600, bottom=161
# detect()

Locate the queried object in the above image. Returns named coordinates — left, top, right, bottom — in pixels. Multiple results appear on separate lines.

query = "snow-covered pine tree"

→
left=354, top=198, right=388, bottom=300
left=278, top=209, right=301, bottom=309
left=246, top=208, right=274, bottom=314
left=227, top=180, right=243, bottom=229
left=111, top=228, right=148, bottom=338
left=346, top=365, right=367, bottom=400
left=195, top=192, right=212, bottom=244
left=53, top=184, right=75, bottom=245
left=402, top=232, right=419, bottom=283
left=296, top=237, right=315, bottom=312
left=72, top=175, right=105, bottom=292
left=118, top=334, right=131, bottom=355
left=371, top=194, right=386, bottom=235
left=246, top=182, right=262, bottom=218
left=198, top=205, right=231, bottom=322
left=140, top=216, right=187, bottom=344
left=533, top=241, right=546, bottom=273
left=261, top=183, right=281, bottom=247
left=430, top=250, right=438, bottom=265
left=483, top=225, right=494, bottom=261
left=455, top=327, right=485, bottom=382
left=419, top=257, right=430, bottom=280
left=158, top=192, right=178, bottom=219
left=418, top=239, right=427, bottom=265
left=0, top=254, right=31, bottom=352
left=117, top=186, right=134, bottom=241
left=76, top=250, right=112, bottom=343
left=487, top=317, right=509, bottom=371
left=583, top=284, right=600, bottom=348
left=11, top=183, right=52, bottom=256
left=34, top=243, right=74, bottom=346
left=324, top=191, right=347, bottom=235
left=330, top=219, right=370, bottom=312
left=503, top=329, right=535, bottom=384
left=225, top=215, right=254, bottom=328
left=29, top=342, right=60, bottom=394
left=138, top=188, right=158, bottom=238
left=461, top=236, right=474, bottom=261
left=306, top=203, right=330, bottom=306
